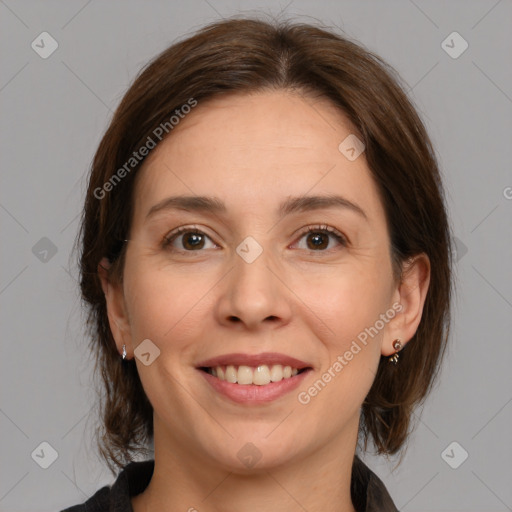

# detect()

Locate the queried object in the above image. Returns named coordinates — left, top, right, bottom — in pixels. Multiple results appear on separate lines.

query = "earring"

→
left=122, top=344, right=127, bottom=360
left=388, top=339, right=402, bottom=364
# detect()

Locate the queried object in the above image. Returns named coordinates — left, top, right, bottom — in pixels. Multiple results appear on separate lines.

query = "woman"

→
left=63, top=16, right=452, bottom=512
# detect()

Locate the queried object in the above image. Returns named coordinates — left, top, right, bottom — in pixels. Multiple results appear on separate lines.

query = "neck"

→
left=132, top=417, right=359, bottom=512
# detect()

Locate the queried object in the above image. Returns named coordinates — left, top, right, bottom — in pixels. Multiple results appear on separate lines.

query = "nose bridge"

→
left=216, top=236, right=291, bottom=328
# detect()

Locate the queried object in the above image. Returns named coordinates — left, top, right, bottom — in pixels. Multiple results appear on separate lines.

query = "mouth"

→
left=197, top=361, right=313, bottom=404
left=195, top=352, right=313, bottom=387
left=198, top=364, right=312, bottom=386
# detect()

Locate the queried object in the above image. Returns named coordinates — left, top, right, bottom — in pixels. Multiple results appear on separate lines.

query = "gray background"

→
left=1, top=1, right=511, bottom=511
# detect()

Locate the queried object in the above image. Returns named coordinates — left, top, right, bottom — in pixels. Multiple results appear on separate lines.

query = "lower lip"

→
left=197, top=368, right=312, bottom=404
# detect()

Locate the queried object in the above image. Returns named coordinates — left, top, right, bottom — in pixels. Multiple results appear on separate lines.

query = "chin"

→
left=204, top=433, right=305, bottom=473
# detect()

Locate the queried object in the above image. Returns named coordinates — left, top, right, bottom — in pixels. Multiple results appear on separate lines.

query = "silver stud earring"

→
left=122, top=344, right=127, bottom=360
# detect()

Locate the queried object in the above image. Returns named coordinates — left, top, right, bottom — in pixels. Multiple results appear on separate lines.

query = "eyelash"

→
left=161, top=224, right=348, bottom=253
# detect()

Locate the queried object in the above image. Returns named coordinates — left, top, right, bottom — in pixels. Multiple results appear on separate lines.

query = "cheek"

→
left=289, top=264, right=391, bottom=404
left=293, top=272, right=388, bottom=417
left=123, top=262, right=215, bottom=345
left=290, top=262, right=392, bottom=340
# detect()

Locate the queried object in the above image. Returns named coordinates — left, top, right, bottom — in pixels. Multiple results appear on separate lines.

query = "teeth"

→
left=208, top=364, right=302, bottom=385
left=225, top=365, right=237, bottom=383
left=237, top=365, right=253, bottom=385
left=253, top=365, right=271, bottom=385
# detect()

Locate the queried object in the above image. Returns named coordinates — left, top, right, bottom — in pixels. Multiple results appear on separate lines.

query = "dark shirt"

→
left=61, top=456, right=398, bottom=512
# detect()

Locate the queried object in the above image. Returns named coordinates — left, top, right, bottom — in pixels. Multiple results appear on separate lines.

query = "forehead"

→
left=131, top=90, right=382, bottom=227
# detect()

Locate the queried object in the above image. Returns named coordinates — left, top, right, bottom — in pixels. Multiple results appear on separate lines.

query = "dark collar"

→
left=351, top=456, right=398, bottom=511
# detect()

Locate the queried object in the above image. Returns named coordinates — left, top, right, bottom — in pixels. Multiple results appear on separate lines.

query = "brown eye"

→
left=306, top=232, right=329, bottom=250
left=162, top=227, right=216, bottom=252
left=295, top=225, right=347, bottom=252
left=181, top=232, right=205, bottom=250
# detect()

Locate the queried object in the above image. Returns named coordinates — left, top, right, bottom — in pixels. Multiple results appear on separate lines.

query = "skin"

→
left=99, top=90, right=430, bottom=512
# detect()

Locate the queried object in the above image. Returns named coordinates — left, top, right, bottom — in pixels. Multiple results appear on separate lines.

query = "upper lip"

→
left=196, top=352, right=312, bottom=369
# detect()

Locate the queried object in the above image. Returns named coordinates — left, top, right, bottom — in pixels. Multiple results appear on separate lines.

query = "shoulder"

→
left=60, top=460, right=154, bottom=512
left=60, top=486, right=110, bottom=512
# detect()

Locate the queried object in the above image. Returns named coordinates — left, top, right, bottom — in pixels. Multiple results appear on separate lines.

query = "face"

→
left=105, top=90, right=406, bottom=472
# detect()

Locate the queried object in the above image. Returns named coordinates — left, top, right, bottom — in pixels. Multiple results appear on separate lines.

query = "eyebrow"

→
left=145, top=194, right=367, bottom=222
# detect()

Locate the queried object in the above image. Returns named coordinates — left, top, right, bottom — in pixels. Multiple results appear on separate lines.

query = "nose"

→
left=214, top=246, right=293, bottom=331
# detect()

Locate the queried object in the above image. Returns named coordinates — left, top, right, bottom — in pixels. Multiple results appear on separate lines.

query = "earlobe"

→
left=382, top=253, right=431, bottom=356
left=97, top=257, right=133, bottom=357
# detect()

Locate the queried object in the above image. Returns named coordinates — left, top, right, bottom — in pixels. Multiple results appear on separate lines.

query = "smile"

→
left=197, top=366, right=312, bottom=404
left=200, top=364, right=308, bottom=385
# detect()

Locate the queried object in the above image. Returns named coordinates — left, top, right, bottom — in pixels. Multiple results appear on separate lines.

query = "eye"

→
left=293, top=225, right=347, bottom=251
left=161, top=224, right=347, bottom=254
left=162, top=226, right=217, bottom=252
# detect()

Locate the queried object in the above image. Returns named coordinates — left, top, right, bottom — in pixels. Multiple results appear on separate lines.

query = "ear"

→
left=382, top=253, right=431, bottom=356
left=98, top=257, right=133, bottom=359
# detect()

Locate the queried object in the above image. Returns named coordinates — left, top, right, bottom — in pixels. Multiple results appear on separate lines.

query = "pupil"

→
left=308, top=233, right=327, bottom=250
left=184, top=233, right=204, bottom=250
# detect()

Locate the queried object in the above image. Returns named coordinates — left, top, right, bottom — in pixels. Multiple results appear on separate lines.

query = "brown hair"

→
left=77, top=16, right=452, bottom=474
